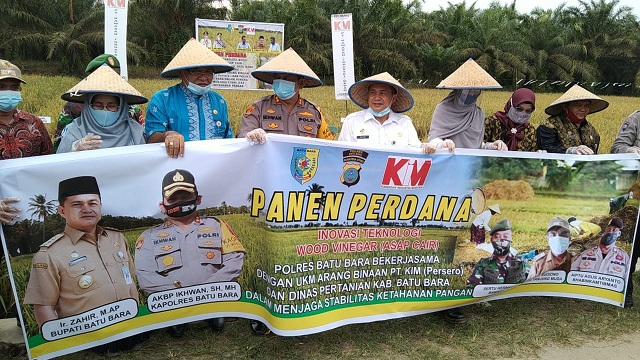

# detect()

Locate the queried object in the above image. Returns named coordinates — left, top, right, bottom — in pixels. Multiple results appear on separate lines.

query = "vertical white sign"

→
left=104, top=0, right=129, bottom=79
left=331, top=14, right=355, bottom=100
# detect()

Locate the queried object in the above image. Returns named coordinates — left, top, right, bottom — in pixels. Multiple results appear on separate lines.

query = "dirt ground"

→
left=500, top=331, right=640, bottom=359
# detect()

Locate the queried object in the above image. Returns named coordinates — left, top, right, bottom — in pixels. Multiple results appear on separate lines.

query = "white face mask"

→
left=547, top=235, right=570, bottom=255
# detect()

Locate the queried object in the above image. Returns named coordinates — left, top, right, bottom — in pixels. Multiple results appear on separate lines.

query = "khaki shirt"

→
left=571, top=245, right=629, bottom=277
left=527, top=251, right=572, bottom=280
left=611, top=110, right=640, bottom=153
left=24, top=225, right=137, bottom=318
left=134, top=216, right=245, bottom=294
left=238, top=94, right=333, bottom=139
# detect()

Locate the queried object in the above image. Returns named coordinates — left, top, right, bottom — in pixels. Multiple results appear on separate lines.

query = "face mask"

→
left=0, top=91, right=22, bottom=112
left=368, top=106, right=391, bottom=118
left=456, top=90, right=480, bottom=106
left=164, top=199, right=198, bottom=218
left=507, top=104, right=532, bottom=124
left=547, top=236, right=570, bottom=255
left=273, top=79, right=297, bottom=100
left=89, top=107, right=119, bottom=127
left=187, top=82, right=211, bottom=96
left=492, top=240, right=511, bottom=256
left=600, top=231, right=619, bottom=247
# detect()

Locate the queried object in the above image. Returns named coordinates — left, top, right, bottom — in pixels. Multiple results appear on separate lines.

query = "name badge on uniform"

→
left=122, top=266, right=133, bottom=285
left=357, top=135, right=369, bottom=139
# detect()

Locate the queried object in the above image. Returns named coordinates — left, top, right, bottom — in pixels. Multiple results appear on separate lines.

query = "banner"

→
left=104, top=0, right=129, bottom=79
left=1, top=136, right=637, bottom=359
left=331, top=14, right=355, bottom=100
left=195, top=18, right=285, bottom=90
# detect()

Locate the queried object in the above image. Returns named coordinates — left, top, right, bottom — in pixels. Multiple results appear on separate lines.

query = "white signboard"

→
left=331, top=14, right=355, bottom=100
left=104, top=0, right=129, bottom=79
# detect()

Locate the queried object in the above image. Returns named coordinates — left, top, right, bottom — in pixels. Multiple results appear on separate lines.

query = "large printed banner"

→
left=0, top=136, right=638, bottom=359
left=195, top=18, right=285, bottom=90
left=104, top=0, right=129, bottom=79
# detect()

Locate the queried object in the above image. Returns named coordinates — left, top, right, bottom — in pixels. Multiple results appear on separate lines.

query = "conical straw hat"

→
left=437, top=58, right=502, bottom=89
left=348, top=72, right=414, bottom=113
left=544, top=84, right=609, bottom=115
left=488, top=204, right=501, bottom=214
left=161, top=38, right=233, bottom=78
left=61, top=65, right=147, bottom=104
left=251, top=48, right=322, bottom=87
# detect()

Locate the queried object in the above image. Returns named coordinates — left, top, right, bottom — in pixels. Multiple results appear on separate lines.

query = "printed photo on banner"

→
left=195, top=18, right=285, bottom=90
left=0, top=135, right=637, bottom=359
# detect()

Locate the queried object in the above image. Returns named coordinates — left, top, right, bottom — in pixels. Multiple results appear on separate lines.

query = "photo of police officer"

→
left=134, top=169, right=245, bottom=337
left=571, top=217, right=629, bottom=277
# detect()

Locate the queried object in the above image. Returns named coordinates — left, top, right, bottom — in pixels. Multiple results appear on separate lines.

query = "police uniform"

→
left=135, top=216, right=245, bottom=293
left=237, top=95, right=333, bottom=139
left=24, top=225, right=137, bottom=319
left=611, top=110, right=640, bottom=153
left=571, top=245, right=629, bottom=277
left=467, top=254, right=529, bottom=286
left=536, top=114, right=600, bottom=154
left=527, top=251, right=572, bottom=280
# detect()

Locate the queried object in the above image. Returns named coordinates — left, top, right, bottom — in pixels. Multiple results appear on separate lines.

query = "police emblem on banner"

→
left=341, top=149, right=369, bottom=187
left=290, top=147, right=319, bottom=184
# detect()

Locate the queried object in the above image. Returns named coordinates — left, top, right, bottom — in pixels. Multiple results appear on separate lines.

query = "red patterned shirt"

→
left=0, top=109, right=53, bottom=159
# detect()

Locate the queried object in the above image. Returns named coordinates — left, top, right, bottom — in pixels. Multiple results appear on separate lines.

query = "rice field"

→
left=20, top=74, right=640, bottom=154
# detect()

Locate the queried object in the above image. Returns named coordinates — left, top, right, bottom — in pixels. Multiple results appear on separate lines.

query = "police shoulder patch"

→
left=41, top=233, right=64, bottom=248
left=244, top=105, right=256, bottom=117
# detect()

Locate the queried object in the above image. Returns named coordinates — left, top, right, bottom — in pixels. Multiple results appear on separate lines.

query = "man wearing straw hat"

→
left=428, top=58, right=507, bottom=151
left=470, top=204, right=500, bottom=245
left=536, top=84, right=607, bottom=154
left=238, top=48, right=334, bottom=143
left=338, top=72, right=454, bottom=154
left=146, top=38, right=235, bottom=158
left=56, top=65, right=148, bottom=153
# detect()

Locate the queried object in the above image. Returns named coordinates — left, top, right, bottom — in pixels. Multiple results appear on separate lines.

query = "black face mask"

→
left=492, top=240, right=511, bottom=256
left=600, top=232, right=619, bottom=246
left=164, top=199, right=197, bottom=218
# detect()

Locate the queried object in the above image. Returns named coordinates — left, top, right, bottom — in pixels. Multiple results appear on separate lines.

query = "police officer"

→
left=467, top=219, right=529, bottom=286
left=528, top=216, right=572, bottom=280
left=24, top=176, right=143, bottom=355
left=134, top=169, right=245, bottom=337
left=571, top=217, right=629, bottom=278
left=238, top=48, right=334, bottom=143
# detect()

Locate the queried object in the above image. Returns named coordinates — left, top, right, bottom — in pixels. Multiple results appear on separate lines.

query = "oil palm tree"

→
left=27, top=194, right=56, bottom=245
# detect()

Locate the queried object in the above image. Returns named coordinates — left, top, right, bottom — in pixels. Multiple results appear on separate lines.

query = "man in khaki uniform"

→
left=238, top=48, right=334, bottom=143
left=134, top=169, right=245, bottom=337
left=24, top=176, right=143, bottom=355
left=25, top=176, right=138, bottom=327
left=528, top=216, right=572, bottom=280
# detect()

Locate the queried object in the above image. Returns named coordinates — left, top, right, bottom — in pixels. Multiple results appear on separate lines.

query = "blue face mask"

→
left=187, top=82, right=211, bottom=96
left=89, top=107, right=119, bottom=127
left=367, top=106, right=391, bottom=118
left=0, top=91, right=22, bottom=112
left=456, top=90, right=480, bottom=106
left=273, top=79, right=297, bottom=100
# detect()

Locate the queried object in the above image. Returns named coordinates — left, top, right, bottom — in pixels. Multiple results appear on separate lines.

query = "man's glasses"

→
left=91, top=102, right=119, bottom=112
left=187, top=69, right=214, bottom=78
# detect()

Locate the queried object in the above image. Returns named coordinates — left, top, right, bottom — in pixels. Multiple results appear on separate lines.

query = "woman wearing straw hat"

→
left=338, top=72, right=453, bottom=153
left=536, top=84, right=607, bottom=154
left=56, top=65, right=147, bottom=153
left=428, top=59, right=507, bottom=151
left=484, top=88, right=538, bottom=152
left=238, top=48, right=334, bottom=143
left=146, top=38, right=234, bottom=158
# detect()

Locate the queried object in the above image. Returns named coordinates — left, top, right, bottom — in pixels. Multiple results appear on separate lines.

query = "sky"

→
left=420, top=0, right=640, bottom=17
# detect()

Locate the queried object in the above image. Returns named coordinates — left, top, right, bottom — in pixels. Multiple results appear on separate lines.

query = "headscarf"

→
left=494, top=88, right=535, bottom=151
left=428, top=90, right=485, bottom=149
left=57, top=94, right=144, bottom=153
